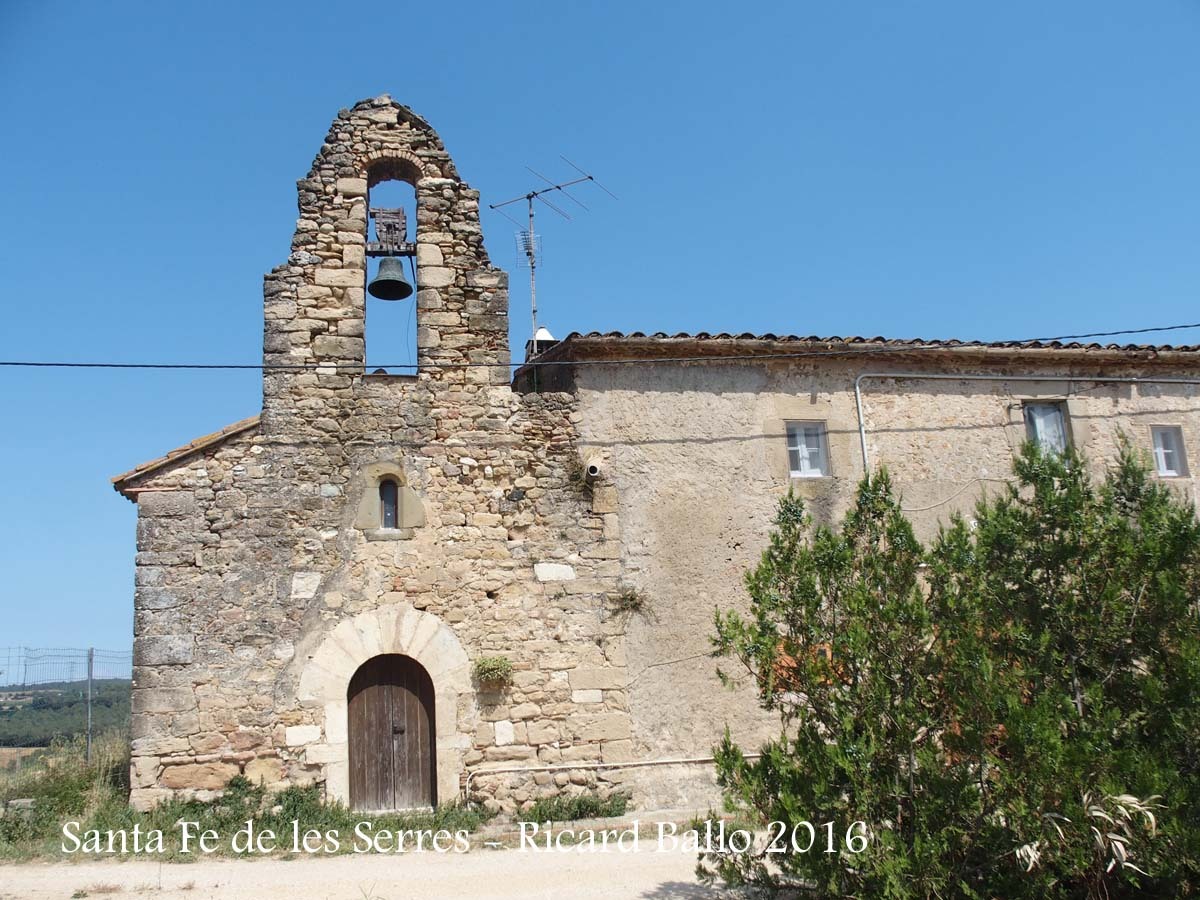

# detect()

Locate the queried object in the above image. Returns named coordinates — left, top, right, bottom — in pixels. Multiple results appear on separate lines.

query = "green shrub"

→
left=473, top=656, right=514, bottom=687
left=521, top=791, right=629, bottom=823
left=708, top=444, right=1200, bottom=897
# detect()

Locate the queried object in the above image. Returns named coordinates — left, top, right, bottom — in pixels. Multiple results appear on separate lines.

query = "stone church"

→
left=114, top=95, right=1200, bottom=813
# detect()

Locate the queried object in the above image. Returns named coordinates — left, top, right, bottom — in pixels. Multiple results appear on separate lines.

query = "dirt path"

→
left=0, top=847, right=723, bottom=900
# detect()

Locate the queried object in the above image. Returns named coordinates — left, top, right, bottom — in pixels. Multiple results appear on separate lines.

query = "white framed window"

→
left=1023, top=402, right=1069, bottom=455
left=1151, top=426, right=1188, bottom=477
left=786, top=421, right=830, bottom=477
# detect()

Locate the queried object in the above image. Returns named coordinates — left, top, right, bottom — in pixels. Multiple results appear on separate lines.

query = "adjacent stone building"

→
left=113, top=95, right=1200, bottom=813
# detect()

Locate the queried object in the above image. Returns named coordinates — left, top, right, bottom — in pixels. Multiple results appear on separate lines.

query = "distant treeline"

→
left=0, top=680, right=130, bottom=747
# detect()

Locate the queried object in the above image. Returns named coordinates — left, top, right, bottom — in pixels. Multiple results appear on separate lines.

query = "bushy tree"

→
left=706, top=444, right=1200, bottom=897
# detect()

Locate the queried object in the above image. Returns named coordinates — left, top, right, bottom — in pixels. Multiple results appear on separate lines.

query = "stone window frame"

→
left=763, top=399, right=852, bottom=489
left=353, top=462, right=425, bottom=541
left=379, top=477, right=400, bottom=528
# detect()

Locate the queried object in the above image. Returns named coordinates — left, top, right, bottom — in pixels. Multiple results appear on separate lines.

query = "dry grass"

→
left=69, top=886, right=122, bottom=899
left=0, top=748, right=40, bottom=766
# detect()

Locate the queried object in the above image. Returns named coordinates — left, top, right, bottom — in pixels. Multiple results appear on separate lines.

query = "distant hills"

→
left=0, top=679, right=131, bottom=746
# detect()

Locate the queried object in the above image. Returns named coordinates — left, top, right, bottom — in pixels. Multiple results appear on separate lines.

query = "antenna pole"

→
left=489, top=161, right=615, bottom=349
left=527, top=195, right=538, bottom=339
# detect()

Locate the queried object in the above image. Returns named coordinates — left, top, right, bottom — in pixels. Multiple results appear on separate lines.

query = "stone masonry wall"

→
left=567, top=355, right=1200, bottom=807
left=123, top=97, right=637, bottom=814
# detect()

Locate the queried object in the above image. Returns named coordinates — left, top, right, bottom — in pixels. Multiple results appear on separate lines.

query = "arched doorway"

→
left=347, top=654, right=436, bottom=810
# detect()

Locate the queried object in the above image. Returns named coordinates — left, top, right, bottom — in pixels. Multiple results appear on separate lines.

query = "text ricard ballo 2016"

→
left=61, top=818, right=870, bottom=856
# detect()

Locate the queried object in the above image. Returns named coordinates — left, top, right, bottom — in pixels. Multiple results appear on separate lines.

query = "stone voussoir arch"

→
left=362, top=148, right=444, bottom=187
left=297, top=603, right=472, bottom=807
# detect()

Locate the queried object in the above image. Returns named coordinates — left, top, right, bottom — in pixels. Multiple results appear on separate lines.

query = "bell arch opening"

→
left=347, top=653, right=437, bottom=811
left=365, top=178, right=418, bottom=375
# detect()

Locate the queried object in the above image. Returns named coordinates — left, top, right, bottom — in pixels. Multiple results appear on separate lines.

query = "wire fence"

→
left=0, top=647, right=132, bottom=772
left=0, top=646, right=132, bottom=688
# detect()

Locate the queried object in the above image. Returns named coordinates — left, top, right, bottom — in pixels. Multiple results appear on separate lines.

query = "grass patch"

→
left=0, top=731, right=491, bottom=860
left=520, top=791, right=630, bottom=824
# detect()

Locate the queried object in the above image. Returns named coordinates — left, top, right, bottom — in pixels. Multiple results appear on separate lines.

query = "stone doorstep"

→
left=473, top=807, right=739, bottom=847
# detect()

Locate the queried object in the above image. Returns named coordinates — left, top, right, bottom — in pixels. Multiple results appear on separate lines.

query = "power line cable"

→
left=0, top=323, right=1197, bottom=372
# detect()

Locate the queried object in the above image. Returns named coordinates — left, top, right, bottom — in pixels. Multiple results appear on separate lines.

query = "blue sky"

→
left=1, top=1, right=1198, bottom=651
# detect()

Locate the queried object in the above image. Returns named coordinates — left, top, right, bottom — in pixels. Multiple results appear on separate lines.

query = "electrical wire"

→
left=0, top=323, right=1197, bottom=372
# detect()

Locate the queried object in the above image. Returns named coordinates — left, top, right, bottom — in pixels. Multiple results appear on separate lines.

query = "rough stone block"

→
left=575, top=714, right=632, bottom=742
left=130, top=788, right=171, bottom=812
left=135, top=635, right=193, bottom=666
left=188, top=732, right=225, bottom=754
left=136, top=687, right=196, bottom=714
left=494, top=720, right=515, bottom=746
left=571, top=689, right=603, bottom=704
left=285, top=724, right=321, bottom=746
left=290, top=573, right=322, bottom=600
left=229, top=730, right=265, bottom=751
left=160, top=762, right=238, bottom=791
left=416, top=244, right=443, bottom=267
left=420, top=266, right=455, bottom=288
left=314, top=268, right=364, bottom=288
left=601, top=739, right=636, bottom=763
left=526, top=720, right=560, bottom=744
left=138, top=491, right=196, bottom=517
left=303, top=743, right=343, bottom=764
left=324, top=702, right=347, bottom=743
left=335, top=177, right=368, bottom=197
left=534, top=562, right=576, bottom=582
left=568, top=668, right=627, bottom=691
left=591, top=486, right=619, bottom=515
left=244, top=757, right=285, bottom=785
left=312, top=335, right=364, bottom=358
left=131, top=756, right=160, bottom=789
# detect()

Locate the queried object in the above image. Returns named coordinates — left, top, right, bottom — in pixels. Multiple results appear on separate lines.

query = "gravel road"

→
left=0, top=846, right=725, bottom=900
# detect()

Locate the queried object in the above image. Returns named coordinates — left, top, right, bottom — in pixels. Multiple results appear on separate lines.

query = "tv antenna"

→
left=489, top=157, right=617, bottom=341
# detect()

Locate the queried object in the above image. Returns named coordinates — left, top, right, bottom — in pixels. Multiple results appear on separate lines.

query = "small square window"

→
left=786, top=421, right=830, bottom=477
left=1151, top=426, right=1189, bottom=477
left=1023, top=402, right=1069, bottom=455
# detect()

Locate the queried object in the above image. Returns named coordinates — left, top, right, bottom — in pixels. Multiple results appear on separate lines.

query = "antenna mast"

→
left=489, top=159, right=617, bottom=343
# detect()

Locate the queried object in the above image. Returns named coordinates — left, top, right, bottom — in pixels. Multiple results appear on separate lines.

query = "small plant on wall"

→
left=611, top=587, right=648, bottom=615
left=473, top=655, right=514, bottom=689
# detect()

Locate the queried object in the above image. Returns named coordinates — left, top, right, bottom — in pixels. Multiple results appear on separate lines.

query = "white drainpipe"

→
left=854, top=372, right=1200, bottom=472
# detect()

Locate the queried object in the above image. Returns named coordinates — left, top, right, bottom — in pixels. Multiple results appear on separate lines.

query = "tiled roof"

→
left=555, top=331, right=1200, bottom=353
left=111, top=414, right=260, bottom=497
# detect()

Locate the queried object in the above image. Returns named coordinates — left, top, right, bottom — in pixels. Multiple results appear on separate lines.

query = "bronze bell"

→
left=367, top=256, right=414, bottom=301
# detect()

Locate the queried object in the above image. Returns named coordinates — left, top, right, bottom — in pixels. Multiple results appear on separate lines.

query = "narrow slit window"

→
left=786, top=421, right=830, bottom=477
left=380, top=479, right=399, bottom=528
left=1023, top=402, right=1069, bottom=455
left=1151, top=426, right=1188, bottom=477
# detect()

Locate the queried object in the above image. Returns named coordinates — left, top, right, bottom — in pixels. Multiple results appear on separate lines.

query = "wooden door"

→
left=347, top=655, right=436, bottom=810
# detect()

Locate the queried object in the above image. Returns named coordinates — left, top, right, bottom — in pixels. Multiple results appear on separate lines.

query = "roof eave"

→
left=111, top=414, right=261, bottom=501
